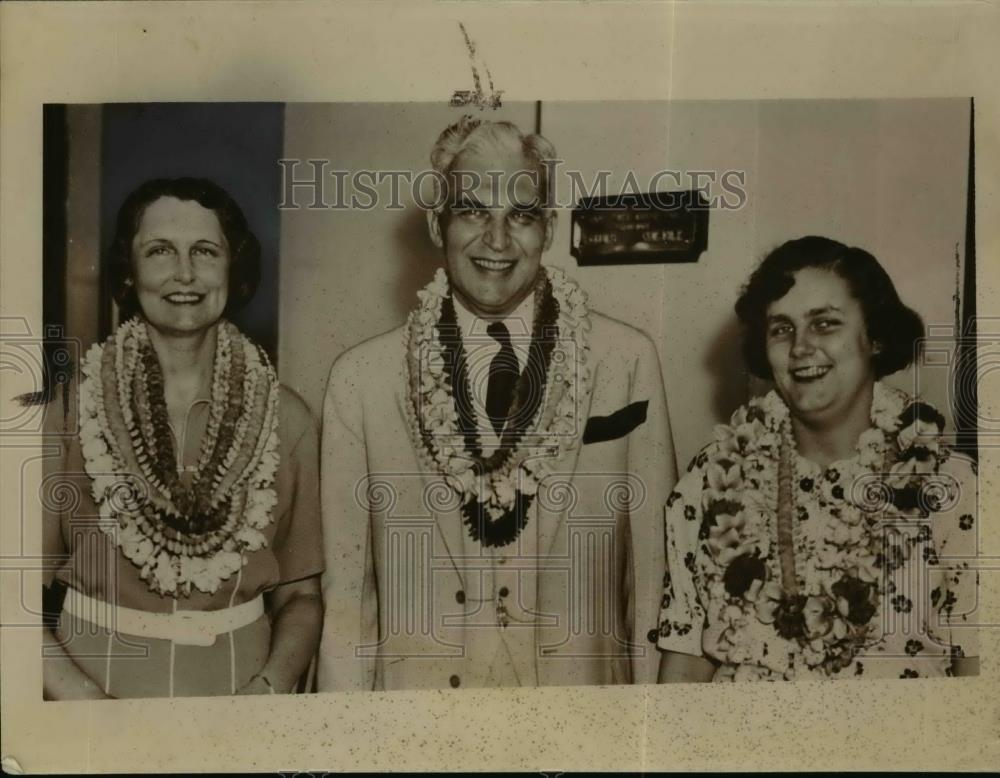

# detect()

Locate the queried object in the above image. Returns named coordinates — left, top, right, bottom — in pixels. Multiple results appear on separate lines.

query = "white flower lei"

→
left=403, top=266, right=592, bottom=520
left=78, top=319, right=281, bottom=596
left=699, top=381, right=949, bottom=676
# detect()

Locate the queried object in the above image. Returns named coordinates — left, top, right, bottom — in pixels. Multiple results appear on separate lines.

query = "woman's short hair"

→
left=108, top=177, right=261, bottom=320
left=429, top=115, right=557, bottom=208
left=734, top=235, right=925, bottom=380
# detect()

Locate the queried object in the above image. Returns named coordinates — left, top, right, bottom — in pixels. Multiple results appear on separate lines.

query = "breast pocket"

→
left=582, top=401, right=648, bottom=445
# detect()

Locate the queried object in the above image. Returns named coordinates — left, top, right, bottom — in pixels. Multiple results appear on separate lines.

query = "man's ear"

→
left=426, top=208, right=445, bottom=249
left=543, top=210, right=557, bottom=252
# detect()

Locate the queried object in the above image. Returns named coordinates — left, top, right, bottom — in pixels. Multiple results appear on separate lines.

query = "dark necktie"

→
left=485, top=321, right=519, bottom=436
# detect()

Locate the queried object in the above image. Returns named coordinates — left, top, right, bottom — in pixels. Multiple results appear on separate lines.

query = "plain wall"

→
left=63, top=105, right=103, bottom=352
left=278, top=99, right=970, bottom=469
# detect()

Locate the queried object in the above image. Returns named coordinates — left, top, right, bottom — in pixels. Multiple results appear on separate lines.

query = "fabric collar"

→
left=452, top=291, right=535, bottom=339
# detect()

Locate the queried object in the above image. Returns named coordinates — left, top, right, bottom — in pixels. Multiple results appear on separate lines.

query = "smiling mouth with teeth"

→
left=790, top=365, right=832, bottom=380
left=471, top=257, right=517, bottom=271
left=164, top=292, right=206, bottom=304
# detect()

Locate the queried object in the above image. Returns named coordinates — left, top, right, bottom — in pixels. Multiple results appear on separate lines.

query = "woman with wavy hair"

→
left=657, top=236, right=978, bottom=682
left=43, top=178, right=323, bottom=698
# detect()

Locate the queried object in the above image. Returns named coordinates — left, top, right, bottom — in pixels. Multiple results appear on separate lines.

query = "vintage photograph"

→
left=36, top=98, right=980, bottom=699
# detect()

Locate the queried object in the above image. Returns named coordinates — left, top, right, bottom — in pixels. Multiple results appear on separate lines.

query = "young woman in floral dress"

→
left=658, top=236, right=978, bottom=682
left=43, top=178, right=323, bottom=698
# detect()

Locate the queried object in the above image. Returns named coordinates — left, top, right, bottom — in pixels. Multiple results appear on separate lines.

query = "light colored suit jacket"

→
left=317, top=310, right=676, bottom=690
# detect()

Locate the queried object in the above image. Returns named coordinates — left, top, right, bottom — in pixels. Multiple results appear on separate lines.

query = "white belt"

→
left=64, top=589, right=266, bottom=647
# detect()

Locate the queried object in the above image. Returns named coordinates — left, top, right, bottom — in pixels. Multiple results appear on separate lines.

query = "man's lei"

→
left=403, top=266, right=592, bottom=546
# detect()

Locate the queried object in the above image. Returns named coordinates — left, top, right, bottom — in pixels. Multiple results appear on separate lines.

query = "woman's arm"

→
left=42, top=626, right=113, bottom=700
left=241, top=575, right=323, bottom=694
left=41, top=385, right=107, bottom=700
left=657, top=649, right=716, bottom=683
left=927, top=452, right=980, bottom=676
left=656, top=449, right=712, bottom=681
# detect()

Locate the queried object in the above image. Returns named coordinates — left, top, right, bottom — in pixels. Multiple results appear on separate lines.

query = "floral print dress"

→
left=658, top=383, right=978, bottom=681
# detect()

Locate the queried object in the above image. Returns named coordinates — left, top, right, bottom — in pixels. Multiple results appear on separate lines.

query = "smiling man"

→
left=317, top=116, right=677, bottom=691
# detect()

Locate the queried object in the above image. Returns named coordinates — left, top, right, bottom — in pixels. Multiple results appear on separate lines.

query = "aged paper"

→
left=2, top=0, right=999, bottom=772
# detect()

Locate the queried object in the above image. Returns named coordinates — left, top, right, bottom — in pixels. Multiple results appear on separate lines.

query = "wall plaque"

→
left=570, top=190, right=709, bottom=265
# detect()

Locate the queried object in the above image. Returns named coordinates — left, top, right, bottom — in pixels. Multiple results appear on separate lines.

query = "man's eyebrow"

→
left=452, top=193, right=487, bottom=209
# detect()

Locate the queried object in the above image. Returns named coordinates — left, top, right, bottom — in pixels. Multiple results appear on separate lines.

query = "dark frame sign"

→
left=570, top=190, right=709, bottom=266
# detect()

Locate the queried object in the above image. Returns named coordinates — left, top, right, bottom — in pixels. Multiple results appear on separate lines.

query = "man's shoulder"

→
left=587, top=309, right=657, bottom=361
left=329, top=323, right=409, bottom=379
left=324, top=324, right=409, bottom=426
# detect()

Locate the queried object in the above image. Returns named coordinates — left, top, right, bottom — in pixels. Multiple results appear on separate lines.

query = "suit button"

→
left=449, top=674, right=461, bottom=688
left=647, top=628, right=659, bottom=644
left=498, top=586, right=509, bottom=598
left=455, top=590, right=466, bottom=604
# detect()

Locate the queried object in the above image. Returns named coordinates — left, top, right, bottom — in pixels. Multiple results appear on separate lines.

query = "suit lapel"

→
left=393, top=387, right=466, bottom=587
left=536, top=358, right=597, bottom=560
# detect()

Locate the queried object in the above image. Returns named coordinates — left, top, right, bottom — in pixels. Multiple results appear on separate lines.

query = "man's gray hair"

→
left=429, top=115, right=557, bottom=207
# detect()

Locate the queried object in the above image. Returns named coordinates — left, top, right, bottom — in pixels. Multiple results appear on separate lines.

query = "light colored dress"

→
left=44, top=375, right=323, bottom=698
left=658, top=383, right=978, bottom=681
